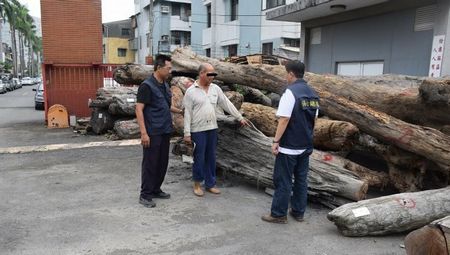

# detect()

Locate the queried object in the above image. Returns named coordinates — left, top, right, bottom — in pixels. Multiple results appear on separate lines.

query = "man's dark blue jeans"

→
left=270, top=149, right=312, bottom=218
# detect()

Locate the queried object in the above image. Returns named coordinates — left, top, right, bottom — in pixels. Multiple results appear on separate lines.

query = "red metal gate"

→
left=42, top=63, right=120, bottom=119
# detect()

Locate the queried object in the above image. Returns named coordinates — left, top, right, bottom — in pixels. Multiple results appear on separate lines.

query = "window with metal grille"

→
left=118, top=48, right=127, bottom=57
left=283, top=38, right=300, bottom=47
left=231, top=0, right=239, bottom=21
left=228, top=44, right=238, bottom=57
left=172, top=3, right=181, bottom=16
left=207, top=5, right=211, bottom=28
left=266, top=0, right=285, bottom=10
left=121, top=28, right=130, bottom=36
left=262, top=42, right=273, bottom=55
left=415, top=5, right=437, bottom=31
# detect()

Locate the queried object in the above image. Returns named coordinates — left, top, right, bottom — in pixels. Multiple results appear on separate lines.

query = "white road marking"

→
left=0, top=139, right=141, bottom=154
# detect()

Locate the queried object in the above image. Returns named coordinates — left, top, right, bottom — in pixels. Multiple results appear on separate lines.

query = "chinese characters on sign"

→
left=429, top=35, right=445, bottom=77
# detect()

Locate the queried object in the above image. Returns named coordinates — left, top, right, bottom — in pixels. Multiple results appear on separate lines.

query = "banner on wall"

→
left=429, top=35, right=445, bottom=77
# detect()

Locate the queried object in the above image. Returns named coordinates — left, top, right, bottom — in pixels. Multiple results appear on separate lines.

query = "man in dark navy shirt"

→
left=262, top=61, right=319, bottom=223
left=136, top=54, right=183, bottom=208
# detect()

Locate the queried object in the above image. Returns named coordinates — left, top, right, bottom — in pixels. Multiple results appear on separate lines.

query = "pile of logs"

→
left=91, top=47, right=449, bottom=239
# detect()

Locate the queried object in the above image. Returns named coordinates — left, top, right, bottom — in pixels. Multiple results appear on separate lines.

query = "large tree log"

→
left=404, top=215, right=450, bottom=255
left=215, top=117, right=368, bottom=203
left=318, top=88, right=450, bottom=168
left=112, top=50, right=450, bottom=168
left=171, top=118, right=367, bottom=208
left=355, top=134, right=450, bottom=192
left=89, top=108, right=118, bottom=135
left=115, top=49, right=450, bottom=128
left=113, top=119, right=140, bottom=139
left=327, top=187, right=450, bottom=236
left=240, top=102, right=359, bottom=151
left=311, top=150, right=390, bottom=189
left=113, top=64, right=154, bottom=85
left=171, top=85, right=184, bottom=135
left=229, top=84, right=272, bottom=106
left=419, top=78, right=450, bottom=106
left=170, top=48, right=450, bottom=128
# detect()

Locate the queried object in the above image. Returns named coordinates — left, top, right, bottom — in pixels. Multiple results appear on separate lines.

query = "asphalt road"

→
left=0, top=87, right=407, bottom=255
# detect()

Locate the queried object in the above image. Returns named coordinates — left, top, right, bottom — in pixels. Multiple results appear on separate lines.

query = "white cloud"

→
left=17, top=0, right=135, bottom=23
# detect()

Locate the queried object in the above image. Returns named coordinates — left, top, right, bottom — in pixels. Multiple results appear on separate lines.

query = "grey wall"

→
left=306, top=8, right=433, bottom=76
left=190, top=1, right=207, bottom=55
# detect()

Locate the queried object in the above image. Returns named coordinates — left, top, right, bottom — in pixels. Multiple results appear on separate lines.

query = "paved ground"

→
left=0, top=88, right=407, bottom=255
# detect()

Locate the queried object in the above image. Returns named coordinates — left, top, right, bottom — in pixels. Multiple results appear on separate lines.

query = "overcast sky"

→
left=18, top=0, right=135, bottom=23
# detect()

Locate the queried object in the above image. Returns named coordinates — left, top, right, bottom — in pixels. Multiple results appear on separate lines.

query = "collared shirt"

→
left=183, top=81, right=244, bottom=136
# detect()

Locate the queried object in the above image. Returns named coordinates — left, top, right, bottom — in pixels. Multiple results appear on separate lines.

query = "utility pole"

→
left=147, top=0, right=154, bottom=64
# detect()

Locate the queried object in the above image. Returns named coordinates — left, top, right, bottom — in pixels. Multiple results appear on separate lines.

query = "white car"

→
left=0, top=81, right=6, bottom=93
left=22, top=77, right=34, bottom=86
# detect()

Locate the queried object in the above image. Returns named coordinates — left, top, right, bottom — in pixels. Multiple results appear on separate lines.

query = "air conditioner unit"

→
left=161, top=35, right=169, bottom=41
left=161, top=5, right=170, bottom=13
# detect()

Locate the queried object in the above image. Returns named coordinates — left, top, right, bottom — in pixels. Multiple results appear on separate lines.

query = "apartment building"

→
left=267, top=0, right=450, bottom=77
left=190, top=0, right=301, bottom=59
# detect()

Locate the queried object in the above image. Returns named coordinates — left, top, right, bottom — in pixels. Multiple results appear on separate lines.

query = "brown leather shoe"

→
left=193, top=182, right=204, bottom=197
left=206, top=187, right=221, bottom=194
left=289, top=209, right=304, bottom=222
left=261, top=214, right=288, bottom=224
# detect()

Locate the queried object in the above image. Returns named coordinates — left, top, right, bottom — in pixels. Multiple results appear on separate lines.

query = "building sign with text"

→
left=429, top=35, right=445, bottom=77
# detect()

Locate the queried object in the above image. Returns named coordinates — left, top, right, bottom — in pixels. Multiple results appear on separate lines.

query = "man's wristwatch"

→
left=273, top=140, right=279, bottom=144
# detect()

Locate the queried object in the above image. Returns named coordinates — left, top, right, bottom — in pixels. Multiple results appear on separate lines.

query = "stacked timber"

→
left=92, top=48, right=449, bottom=232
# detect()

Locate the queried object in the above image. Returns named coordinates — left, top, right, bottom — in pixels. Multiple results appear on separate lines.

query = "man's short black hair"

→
left=154, top=54, right=172, bottom=71
left=285, top=60, right=305, bottom=78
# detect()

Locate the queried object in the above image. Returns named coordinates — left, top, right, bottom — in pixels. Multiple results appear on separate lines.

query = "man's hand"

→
left=239, top=118, right=250, bottom=127
left=184, top=136, right=192, bottom=145
left=271, top=142, right=279, bottom=155
left=141, top=133, right=150, bottom=148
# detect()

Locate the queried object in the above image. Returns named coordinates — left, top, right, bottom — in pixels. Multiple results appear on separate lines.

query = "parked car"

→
left=12, top=78, right=22, bottom=89
left=3, top=79, right=13, bottom=91
left=22, top=77, right=34, bottom=86
left=0, top=80, right=6, bottom=94
left=33, top=83, right=45, bottom=110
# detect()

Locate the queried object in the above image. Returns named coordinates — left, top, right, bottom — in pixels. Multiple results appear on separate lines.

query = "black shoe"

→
left=289, top=209, right=304, bottom=222
left=139, top=197, right=156, bottom=208
left=152, top=191, right=171, bottom=199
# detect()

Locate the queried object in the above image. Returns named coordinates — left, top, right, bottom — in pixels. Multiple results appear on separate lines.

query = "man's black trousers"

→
left=140, top=133, right=170, bottom=199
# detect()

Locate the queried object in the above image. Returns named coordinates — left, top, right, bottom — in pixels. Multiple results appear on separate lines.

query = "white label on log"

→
left=127, top=98, right=136, bottom=103
left=98, top=113, right=103, bottom=119
left=352, top=207, right=370, bottom=217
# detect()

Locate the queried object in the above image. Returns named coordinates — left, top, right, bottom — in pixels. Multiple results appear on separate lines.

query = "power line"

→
left=189, top=20, right=300, bottom=27
left=191, top=13, right=267, bottom=17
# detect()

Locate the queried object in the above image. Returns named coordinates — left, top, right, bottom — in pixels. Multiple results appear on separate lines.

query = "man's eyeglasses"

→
left=206, top=72, right=218, bottom=77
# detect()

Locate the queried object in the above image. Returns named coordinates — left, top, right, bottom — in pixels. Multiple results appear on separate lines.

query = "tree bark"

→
left=311, top=150, right=390, bottom=189
left=113, top=64, right=154, bottom=85
left=240, top=102, right=359, bottom=151
left=404, top=215, right=450, bottom=255
left=419, top=78, right=450, bottom=106
left=355, top=133, right=450, bottom=192
left=327, top=187, right=450, bottom=236
left=113, top=119, right=140, bottom=139
left=230, top=85, right=272, bottom=106
left=318, top=88, right=450, bottom=168
left=169, top=47, right=450, bottom=128
left=214, top=117, right=368, bottom=203
left=89, top=108, right=117, bottom=135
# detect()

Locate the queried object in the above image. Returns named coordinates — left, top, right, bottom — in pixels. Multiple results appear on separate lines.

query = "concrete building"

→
left=190, top=0, right=300, bottom=59
left=103, top=19, right=135, bottom=64
left=132, top=0, right=191, bottom=64
left=267, top=0, right=450, bottom=77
